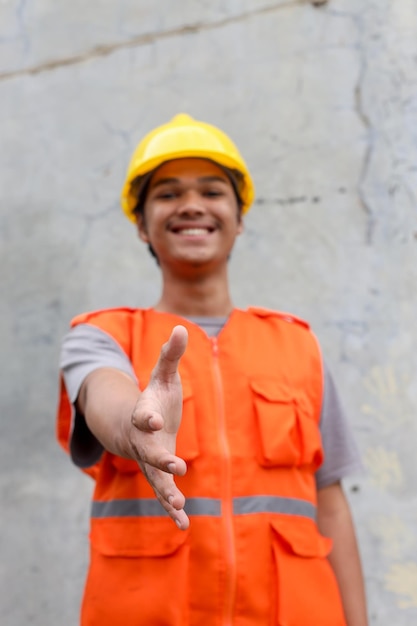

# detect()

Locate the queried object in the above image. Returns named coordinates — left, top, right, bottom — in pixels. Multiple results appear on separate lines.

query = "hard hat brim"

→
left=121, top=153, right=254, bottom=222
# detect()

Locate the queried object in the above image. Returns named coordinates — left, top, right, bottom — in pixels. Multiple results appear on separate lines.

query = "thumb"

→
left=153, top=325, right=188, bottom=382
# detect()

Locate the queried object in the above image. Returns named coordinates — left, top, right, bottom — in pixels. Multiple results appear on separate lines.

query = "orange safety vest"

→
left=57, top=307, right=347, bottom=626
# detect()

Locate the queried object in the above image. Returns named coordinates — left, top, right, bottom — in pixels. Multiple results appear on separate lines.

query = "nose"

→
left=177, top=189, right=206, bottom=216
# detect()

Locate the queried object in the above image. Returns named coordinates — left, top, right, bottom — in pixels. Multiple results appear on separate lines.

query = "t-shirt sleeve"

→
left=316, top=363, right=363, bottom=489
left=59, top=323, right=137, bottom=468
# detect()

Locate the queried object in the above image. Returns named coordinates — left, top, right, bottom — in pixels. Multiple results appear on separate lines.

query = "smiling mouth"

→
left=172, top=227, right=214, bottom=236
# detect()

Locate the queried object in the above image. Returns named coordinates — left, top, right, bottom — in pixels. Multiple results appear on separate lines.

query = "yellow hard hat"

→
left=120, top=113, right=255, bottom=222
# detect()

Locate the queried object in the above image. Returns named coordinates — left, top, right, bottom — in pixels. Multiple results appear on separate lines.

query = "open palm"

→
left=128, top=325, right=190, bottom=529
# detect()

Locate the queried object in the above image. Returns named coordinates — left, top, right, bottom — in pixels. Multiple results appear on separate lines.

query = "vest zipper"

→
left=211, top=337, right=236, bottom=626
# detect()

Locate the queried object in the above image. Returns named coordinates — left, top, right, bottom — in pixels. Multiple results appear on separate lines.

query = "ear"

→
left=136, top=213, right=150, bottom=243
left=236, top=214, right=244, bottom=236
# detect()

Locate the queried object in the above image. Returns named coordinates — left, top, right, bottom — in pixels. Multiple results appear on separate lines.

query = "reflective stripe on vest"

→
left=91, top=496, right=316, bottom=519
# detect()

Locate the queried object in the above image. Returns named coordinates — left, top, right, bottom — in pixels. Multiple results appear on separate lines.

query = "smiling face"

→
left=136, top=158, right=243, bottom=273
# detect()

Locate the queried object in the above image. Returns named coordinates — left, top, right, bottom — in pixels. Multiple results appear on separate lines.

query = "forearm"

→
left=317, top=483, right=368, bottom=626
left=77, top=367, right=141, bottom=459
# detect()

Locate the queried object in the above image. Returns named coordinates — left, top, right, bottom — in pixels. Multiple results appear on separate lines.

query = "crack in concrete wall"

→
left=352, top=17, right=375, bottom=245
left=328, top=7, right=375, bottom=245
left=355, top=71, right=375, bottom=246
left=0, top=0, right=308, bottom=82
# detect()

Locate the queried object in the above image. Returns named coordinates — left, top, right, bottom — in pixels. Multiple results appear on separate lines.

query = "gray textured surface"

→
left=1, top=0, right=416, bottom=623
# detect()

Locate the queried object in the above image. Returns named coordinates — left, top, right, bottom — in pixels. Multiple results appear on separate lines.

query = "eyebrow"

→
left=150, top=175, right=229, bottom=189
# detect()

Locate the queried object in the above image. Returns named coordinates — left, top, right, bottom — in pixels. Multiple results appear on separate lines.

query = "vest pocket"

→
left=270, top=517, right=347, bottom=626
left=88, top=518, right=190, bottom=625
left=91, top=515, right=189, bottom=556
left=251, top=377, right=323, bottom=467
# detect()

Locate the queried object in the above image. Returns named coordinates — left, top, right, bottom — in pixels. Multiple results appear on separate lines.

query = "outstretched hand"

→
left=128, top=325, right=189, bottom=529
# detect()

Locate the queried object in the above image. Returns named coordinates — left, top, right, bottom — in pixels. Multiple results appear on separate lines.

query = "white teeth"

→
left=178, top=228, right=209, bottom=235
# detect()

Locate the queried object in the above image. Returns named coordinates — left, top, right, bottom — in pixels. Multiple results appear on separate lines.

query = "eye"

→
left=156, top=190, right=178, bottom=200
left=203, top=188, right=224, bottom=198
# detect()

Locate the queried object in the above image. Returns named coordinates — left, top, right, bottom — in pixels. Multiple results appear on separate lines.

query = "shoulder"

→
left=69, top=307, right=145, bottom=354
left=242, top=307, right=320, bottom=363
left=244, top=307, right=321, bottom=371
left=246, top=306, right=311, bottom=330
left=70, top=306, right=141, bottom=328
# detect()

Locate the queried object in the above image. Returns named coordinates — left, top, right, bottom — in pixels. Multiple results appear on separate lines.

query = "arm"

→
left=317, top=482, right=368, bottom=626
left=76, top=324, right=190, bottom=530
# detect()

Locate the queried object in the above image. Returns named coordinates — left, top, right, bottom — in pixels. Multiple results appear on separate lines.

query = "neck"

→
left=154, top=264, right=234, bottom=317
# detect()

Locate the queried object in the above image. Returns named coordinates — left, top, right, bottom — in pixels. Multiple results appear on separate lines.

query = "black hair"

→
left=132, top=176, right=159, bottom=261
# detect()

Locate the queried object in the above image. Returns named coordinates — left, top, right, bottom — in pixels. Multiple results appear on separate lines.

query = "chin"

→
left=183, top=256, right=212, bottom=267
left=174, top=249, right=214, bottom=264
left=173, top=253, right=220, bottom=272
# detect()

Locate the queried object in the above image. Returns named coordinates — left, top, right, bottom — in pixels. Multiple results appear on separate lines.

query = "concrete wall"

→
left=1, top=0, right=416, bottom=623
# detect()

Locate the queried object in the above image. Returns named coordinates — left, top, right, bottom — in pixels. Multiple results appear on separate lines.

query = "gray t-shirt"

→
left=60, top=320, right=362, bottom=489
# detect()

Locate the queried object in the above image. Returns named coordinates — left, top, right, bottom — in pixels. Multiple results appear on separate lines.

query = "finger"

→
left=172, top=508, right=190, bottom=530
left=142, top=448, right=187, bottom=477
left=149, top=451, right=187, bottom=477
left=146, top=466, right=186, bottom=509
left=131, top=407, right=164, bottom=433
left=158, top=498, right=189, bottom=531
left=153, top=325, right=188, bottom=381
left=130, top=432, right=187, bottom=476
left=141, top=464, right=190, bottom=530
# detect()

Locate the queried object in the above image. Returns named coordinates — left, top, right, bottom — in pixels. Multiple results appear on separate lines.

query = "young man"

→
left=57, top=114, right=368, bottom=625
